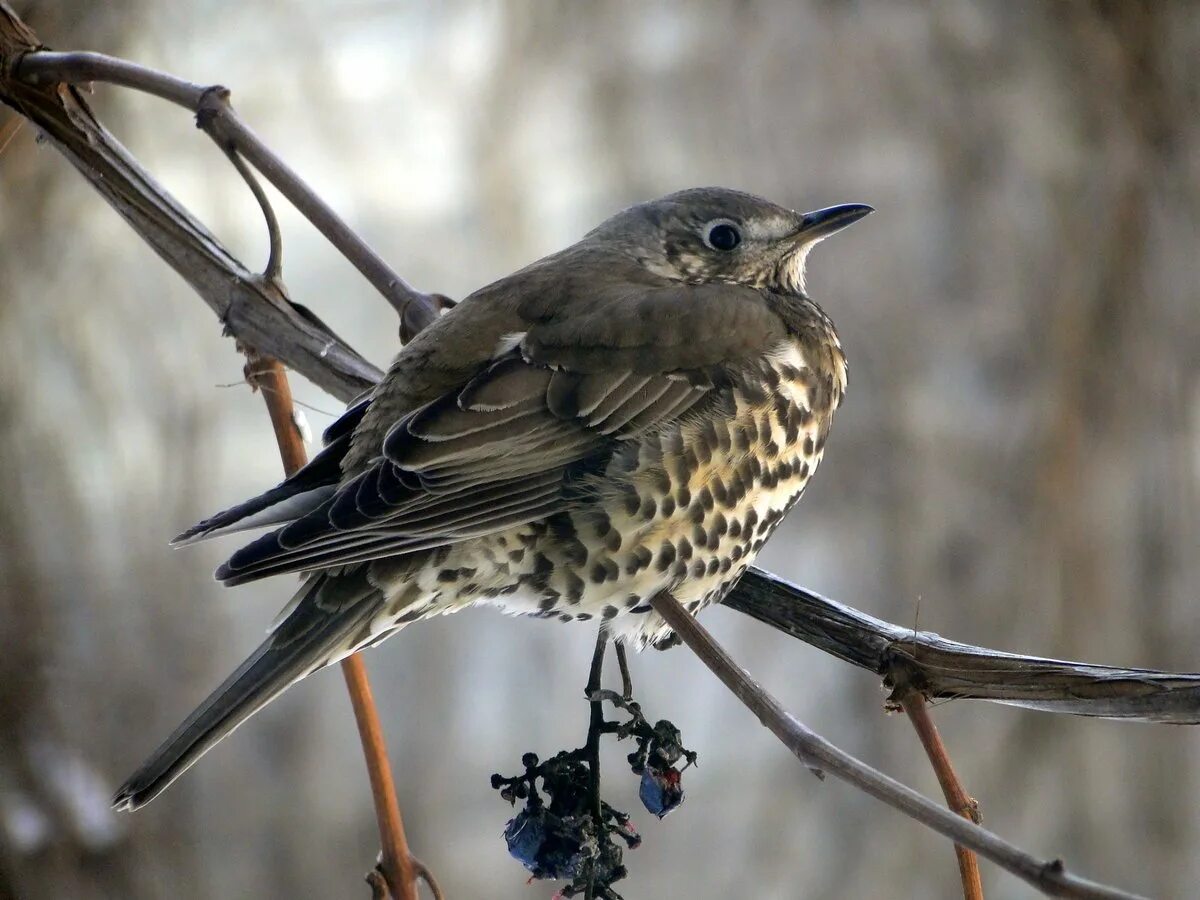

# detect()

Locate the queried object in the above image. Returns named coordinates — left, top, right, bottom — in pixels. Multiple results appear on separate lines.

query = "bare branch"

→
left=341, top=655, right=419, bottom=900
left=245, top=353, right=422, bottom=900
left=0, top=23, right=380, bottom=399
left=410, top=858, right=446, bottom=900
left=725, top=569, right=1200, bottom=723
left=223, top=147, right=283, bottom=282
left=899, top=690, right=985, bottom=900
left=649, top=591, right=1144, bottom=900
left=14, top=49, right=443, bottom=331
left=17, top=49, right=207, bottom=106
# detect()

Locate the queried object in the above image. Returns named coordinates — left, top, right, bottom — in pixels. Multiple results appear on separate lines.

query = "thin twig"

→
left=243, top=352, right=420, bottom=900
left=582, top=630, right=608, bottom=900
left=220, top=144, right=282, bottom=282
left=614, top=642, right=633, bottom=701
left=366, top=868, right=389, bottom=900
left=15, top=49, right=442, bottom=329
left=648, top=591, right=1144, bottom=900
left=411, top=858, right=446, bottom=900
left=900, top=691, right=985, bottom=900
left=341, top=654, right=418, bottom=900
left=243, top=352, right=307, bottom=472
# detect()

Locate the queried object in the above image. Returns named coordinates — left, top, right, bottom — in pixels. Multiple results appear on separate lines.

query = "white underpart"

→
left=783, top=234, right=832, bottom=294
left=492, top=331, right=527, bottom=359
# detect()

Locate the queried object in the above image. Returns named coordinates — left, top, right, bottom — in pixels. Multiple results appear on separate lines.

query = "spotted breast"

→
left=400, top=328, right=847, bottom=650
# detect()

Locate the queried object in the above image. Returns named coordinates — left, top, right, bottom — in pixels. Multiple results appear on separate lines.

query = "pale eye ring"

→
left=703, top=219, right=742, bottom=252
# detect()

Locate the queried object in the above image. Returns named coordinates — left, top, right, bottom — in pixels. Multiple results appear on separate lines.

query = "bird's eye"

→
left=704, top=221, right=741, bottom=252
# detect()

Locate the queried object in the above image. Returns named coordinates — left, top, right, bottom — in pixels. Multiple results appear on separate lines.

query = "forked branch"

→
left=14, top=46, right=446, bottom=334
left=649, top=592, right=1140, bottom=900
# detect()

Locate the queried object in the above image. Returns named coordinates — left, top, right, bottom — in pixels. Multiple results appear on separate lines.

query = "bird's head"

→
left=593, top=187, right=872, bottom=295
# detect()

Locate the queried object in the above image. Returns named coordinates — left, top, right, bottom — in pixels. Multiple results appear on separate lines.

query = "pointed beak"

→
left=794, top=203, right=874, bottom=242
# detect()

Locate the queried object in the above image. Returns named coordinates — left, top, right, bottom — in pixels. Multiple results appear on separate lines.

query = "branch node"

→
left=366, top=865, right=390, bottom=900
left=194, top=83, right=231, bottom=131
left=882, top=654, right=930, bottom=712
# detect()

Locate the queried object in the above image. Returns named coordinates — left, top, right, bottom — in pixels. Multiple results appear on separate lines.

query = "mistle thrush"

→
left=114, top=187, right=871, bottom=809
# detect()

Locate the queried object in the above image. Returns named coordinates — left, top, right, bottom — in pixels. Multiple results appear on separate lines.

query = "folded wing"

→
left=210, top=281, right=785, bottom=586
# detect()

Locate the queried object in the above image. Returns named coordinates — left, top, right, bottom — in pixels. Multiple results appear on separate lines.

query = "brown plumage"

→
left=113, top=187, right=871, bottom=810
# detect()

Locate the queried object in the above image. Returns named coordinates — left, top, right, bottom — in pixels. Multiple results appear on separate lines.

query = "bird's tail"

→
left=112, top=571, right=386, bottom=811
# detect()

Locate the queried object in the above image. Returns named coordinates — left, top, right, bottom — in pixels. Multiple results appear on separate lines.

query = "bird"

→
left=112, top=187, right=871, bottom=810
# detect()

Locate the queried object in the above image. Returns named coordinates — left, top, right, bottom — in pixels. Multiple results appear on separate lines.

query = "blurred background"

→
left=2, top=2, right=1198, bottom=898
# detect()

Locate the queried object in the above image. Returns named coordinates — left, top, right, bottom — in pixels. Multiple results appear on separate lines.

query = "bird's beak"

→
left=794, top=204, right=874, bottom=242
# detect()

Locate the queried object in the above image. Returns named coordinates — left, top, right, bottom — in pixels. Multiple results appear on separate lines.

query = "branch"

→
left=340, top=652, right=418, bottom=900
left=13, top=48, right=447, bottom=335
left=898, top=689, right=984, bottom=900
left=725, top=568, right=1200, bottom=723
left=648, top=591, right=1143, bottom=900
left=0, top=20, right=380, bottom=398
left=244, top=353, right=421, bottom=900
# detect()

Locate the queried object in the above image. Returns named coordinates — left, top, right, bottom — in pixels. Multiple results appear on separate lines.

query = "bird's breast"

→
left=418, top=340, right=845, bottom=649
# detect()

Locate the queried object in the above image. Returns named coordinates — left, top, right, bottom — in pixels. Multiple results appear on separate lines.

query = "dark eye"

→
left=705, top=222, right=741, bottom=252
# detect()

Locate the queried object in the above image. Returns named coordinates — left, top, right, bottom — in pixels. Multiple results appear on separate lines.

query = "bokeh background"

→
left=2, top=2, right=1198, bottom=898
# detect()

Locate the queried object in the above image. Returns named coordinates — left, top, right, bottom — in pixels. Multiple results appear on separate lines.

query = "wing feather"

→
left=212, top=279, right=785, bottom=586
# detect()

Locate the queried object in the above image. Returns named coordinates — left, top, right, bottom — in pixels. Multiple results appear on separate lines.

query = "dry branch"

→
left=0, top=9, right=1179, bottom=898
left=898, top=690, right=984, bottom=900
left=728, top=569, right=1200, bottom=723
left=14, top=47, right=448, bottom=337
left=650, top=592, right=1139, bottom=900
left=0, top=10, right=382, bottom=399
left=244, top=353, right=421, bottom=900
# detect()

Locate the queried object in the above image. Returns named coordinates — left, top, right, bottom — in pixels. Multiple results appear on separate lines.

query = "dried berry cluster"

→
left=492, top=689, right=696, bottom=898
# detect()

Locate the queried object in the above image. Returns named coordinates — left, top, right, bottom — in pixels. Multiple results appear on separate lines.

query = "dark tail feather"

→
left=171, top=482, right=337, bottom=545
left=171, top=394, right=374, bottom=546
left=171, top=441, right=349, bottom=545
left=112, top=574, right=384, bottom=810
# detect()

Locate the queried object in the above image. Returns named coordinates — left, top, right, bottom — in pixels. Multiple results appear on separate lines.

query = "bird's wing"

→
left=215, top=282, right=786, bottom=586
